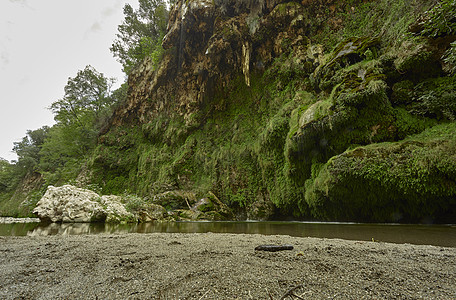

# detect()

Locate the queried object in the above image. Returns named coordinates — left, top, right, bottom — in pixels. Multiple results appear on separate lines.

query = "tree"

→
left=40, top=66, right=117, bottom=172
left=12, top=126, right=50, bottom=172
left=50, top=65, right=115, bottom=127
left=111, top=0, right=169, bottom=74
left=0, top=158, right=13, bottom=192
left=1, top=65, right=125, bottom=201
left=38, top=123, right=90, bottom=172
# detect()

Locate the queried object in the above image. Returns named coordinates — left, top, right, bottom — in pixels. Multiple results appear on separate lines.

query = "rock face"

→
left=91, top=0, right=456, bottom=222
left=107, top=0, right=317, bottom=129
left=33, top=185, right=134, bottom=223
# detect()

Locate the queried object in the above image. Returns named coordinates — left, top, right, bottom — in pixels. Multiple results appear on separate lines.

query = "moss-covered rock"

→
left=285, top=76, right=396, bottom=184
left=137, top=203, right=168, bottom=222
left=152, top=190, right=197, bottom=210
left=312, top=36, right=381, bottom=92
left=245, top=193, right=276, bottom=221
left=174, top=209, right=202, bottom=221
left=192, top=191, right=234, bottom=220
left=393, top=40, right=442, bottom=81
left=391, top=80, right=414, bottom=105
left=305, top=123, right=456, bottom=223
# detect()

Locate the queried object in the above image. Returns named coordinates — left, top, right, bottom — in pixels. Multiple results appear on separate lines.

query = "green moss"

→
left=393, top=107, right=437, bottom=139
left=272, top=1, right=302, bottom=17
left=329, top=37, right=380, bottom=66
left=306, top=123, right=456, bottom=222
left=265, top=53, right=313, bottom=91
left=312, top=0, right=431, bottom=51
left=285, top=75, right=397, bottom=189
left=391, top=80, right=414, bottom=105
left=314, top=39, right=385, bottom=93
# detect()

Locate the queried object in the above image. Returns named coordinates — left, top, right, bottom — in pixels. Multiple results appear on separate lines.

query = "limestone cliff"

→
left=107, top=0, right=319, bottom=128
left=92, top=0, right=456, bottom=222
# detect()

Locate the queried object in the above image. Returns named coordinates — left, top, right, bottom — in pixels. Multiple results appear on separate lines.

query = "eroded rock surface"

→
left=33, top=185, right=134, bottom=223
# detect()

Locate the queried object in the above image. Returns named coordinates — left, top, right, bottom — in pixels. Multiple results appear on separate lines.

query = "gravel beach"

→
left=0, top=233, right=455, bottom=299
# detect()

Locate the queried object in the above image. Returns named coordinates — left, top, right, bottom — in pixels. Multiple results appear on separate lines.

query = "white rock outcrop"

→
left=33, top=185, right=134, bottom=223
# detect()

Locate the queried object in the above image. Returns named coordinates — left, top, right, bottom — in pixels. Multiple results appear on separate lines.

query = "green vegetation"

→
left=419, top=0, right=456, bottom=38
left=110, top=0, right=169, bottom=74
left=312, top=0, right=435, bottom=50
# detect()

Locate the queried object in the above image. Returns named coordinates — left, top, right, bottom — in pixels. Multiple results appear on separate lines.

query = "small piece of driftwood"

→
left=279, top=284, right=304, bottom=300
left=254, top=244, right=294, bottom=252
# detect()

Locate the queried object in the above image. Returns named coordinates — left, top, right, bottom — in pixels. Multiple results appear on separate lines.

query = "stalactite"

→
left=242, top=41, right=251, bottom=86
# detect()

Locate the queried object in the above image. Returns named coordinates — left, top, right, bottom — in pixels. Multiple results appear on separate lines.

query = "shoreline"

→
left=1, top=232, right=455, bottom=299
left=2, top=218, right=456, bottom=248
left=0, top=217, right=40, bottom=224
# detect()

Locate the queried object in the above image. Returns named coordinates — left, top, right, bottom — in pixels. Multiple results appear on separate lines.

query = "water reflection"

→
left=0, top=222, right=40, bottom=236
left=1, top=220, right=455, bottom=247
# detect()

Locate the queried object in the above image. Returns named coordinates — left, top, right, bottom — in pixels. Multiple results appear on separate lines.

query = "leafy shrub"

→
left=84, top=183, right=103, bottom=195
left=103, top=176, right=129, bottom=195
left=123, top=194, right=146, bottom=213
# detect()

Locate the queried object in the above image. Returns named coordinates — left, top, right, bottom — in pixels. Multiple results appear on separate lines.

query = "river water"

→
left=1, top=219, right=455, bottom=247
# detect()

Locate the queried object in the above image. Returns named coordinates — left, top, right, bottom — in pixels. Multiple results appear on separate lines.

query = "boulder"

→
left=174, top=209, right=202, bottom=221
left=99, top=195, right=135, bottom=223
left=33, top=185, right=134, bottom=223
left=152, top=190, right=197, bottom=210
left=192, top=191, right=234, bottom=220
left=137, top=203, right=168, bottom=222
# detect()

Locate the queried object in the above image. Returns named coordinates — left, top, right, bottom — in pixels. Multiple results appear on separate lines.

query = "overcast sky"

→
left=0, top=0, right=138, bottom=162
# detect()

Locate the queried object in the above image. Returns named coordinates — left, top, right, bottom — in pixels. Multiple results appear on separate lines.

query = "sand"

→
left=0, top=233, right=455, bottom=299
